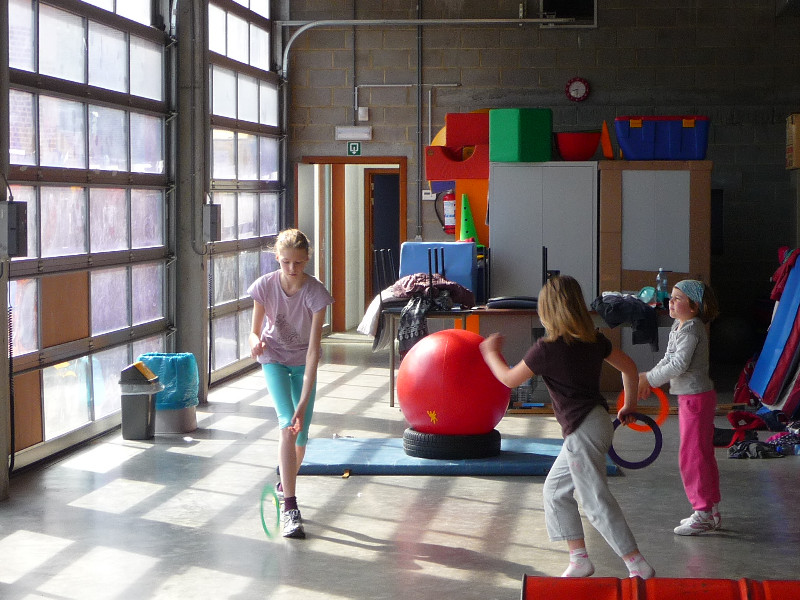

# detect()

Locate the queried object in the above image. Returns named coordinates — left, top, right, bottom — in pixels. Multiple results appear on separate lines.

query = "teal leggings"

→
left=262, top=363, right=316, bottom=446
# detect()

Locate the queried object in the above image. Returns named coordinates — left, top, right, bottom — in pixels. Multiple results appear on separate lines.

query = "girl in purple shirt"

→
left=248, top=229, right=333, bottom=539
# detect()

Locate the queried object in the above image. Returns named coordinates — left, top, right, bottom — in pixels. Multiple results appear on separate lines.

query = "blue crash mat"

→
left=750, top=261, right=800, bottom=397
left=297, top=437, right=620, bottom=476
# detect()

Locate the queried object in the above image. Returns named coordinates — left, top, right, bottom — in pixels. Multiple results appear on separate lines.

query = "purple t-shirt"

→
left=523, top=333, right=612, bottom=437
left=247, top=270, right=333, bottom=366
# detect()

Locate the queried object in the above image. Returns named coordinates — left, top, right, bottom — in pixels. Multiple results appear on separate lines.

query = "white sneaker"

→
left=680, top=504, right=721, bottom=530
left=282, top=508, right=305, bottom=539
left=674, top=510, right=716, bottom=536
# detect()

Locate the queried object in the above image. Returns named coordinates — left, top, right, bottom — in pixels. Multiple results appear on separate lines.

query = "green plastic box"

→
left=489, top=108, right=553, bottom=162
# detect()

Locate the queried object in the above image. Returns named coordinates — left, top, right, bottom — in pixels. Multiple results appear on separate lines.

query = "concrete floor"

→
left=1, top=332, right=799, bottom=600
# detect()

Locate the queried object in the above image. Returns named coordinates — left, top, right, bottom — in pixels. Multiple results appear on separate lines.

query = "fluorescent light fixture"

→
left=335, top=125, right=373, bottom=141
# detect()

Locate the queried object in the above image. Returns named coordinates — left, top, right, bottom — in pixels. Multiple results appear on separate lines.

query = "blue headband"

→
left=675, top=280, right=705, bottom=306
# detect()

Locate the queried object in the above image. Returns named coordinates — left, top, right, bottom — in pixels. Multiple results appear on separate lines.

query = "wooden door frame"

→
left=364, top=167, right=403, bottom=303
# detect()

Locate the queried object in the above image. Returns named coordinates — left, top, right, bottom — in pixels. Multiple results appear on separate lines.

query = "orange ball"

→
left=397, top=329, right=510, bottom=435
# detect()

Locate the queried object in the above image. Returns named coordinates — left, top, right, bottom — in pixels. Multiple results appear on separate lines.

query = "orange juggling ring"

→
left=616, top=387, right=669, bottom=432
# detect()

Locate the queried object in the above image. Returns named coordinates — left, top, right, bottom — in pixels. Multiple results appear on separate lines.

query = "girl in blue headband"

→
left=639, top=279, right=720, bottom=536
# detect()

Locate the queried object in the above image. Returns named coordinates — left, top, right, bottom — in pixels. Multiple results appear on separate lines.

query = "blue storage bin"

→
left=137, top=352, right=199, bottom=410
left=614, top=116, right=709, bottom=160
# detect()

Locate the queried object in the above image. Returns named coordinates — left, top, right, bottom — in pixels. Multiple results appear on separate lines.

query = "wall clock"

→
left=565, top=77, right=590, bottom=102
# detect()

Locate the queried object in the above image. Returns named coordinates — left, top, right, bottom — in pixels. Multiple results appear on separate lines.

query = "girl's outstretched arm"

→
left=605, top=347, right=639, bottom=424
left=479, top=333, right=534, bottom=389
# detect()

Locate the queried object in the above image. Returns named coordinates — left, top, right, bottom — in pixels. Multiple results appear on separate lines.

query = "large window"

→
left=7, top=1, right=170, bottom=454
left=208, top=1, right=280, bottom=380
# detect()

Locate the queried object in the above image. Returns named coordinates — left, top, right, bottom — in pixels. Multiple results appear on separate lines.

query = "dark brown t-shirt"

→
left=523, top=333, right=612, bottom=437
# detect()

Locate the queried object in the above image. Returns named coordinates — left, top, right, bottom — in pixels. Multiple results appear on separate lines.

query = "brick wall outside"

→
left=284, top=0, right=800, bottom=323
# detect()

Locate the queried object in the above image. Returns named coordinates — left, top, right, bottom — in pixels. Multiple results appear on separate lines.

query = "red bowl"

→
left=555, top=131, right=601, bottom=161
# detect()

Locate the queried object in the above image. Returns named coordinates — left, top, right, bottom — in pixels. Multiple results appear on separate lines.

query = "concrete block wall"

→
left=283, top=0, right=800, bottom=324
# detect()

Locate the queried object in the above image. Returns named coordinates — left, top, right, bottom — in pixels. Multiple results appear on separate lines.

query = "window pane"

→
left=250, top=25, right=269, bottom=70
left=208, top=4, right=226, bottom=55
left=130, top=37, right=163, bottom=100
left=81, top=0, right=113, bottom=10
left=9, top=278, right=38, bottom=356
left=238, top=74, right=259, bottom=123
left=259, top=136, right=279, bottom=181
left=88, top=21, right=128, bottom=93
left=9, top=90, right=36, bottom=166
left=9, top=0, right=35, bottom=71
left=10, top=186, right=38, bottom=258
left=227, top=13, right=249, bottom=63
left=90, top=188, right=127, bottom=252
left=260, top=192, right=279, bottom=236
left=237, top=309, right=252, bottom=358
left=41, top=187, right=87, bottom=257
left=39, top=4, right=86, bottom=84
left=130, top=113, right=163, bottom=174
left=250, top=0, right=269, bottom=19
left=238, top=133, right=258, bottom=180
left=89, top=105, right=128, bottom=171
left=39, top=96, right=87, bottom=169
left=91, top=267, right=129, bottom=334
left=238, top=193, right=258, bottom=238
left=212, top=66, right=236, bottom=118
left=213, top=254, right=237, bottom=304
left=212, top=314, right=237, bottom=369
left=132, top=262, right=163, bottom=325
left=259, top=82, right=278, bottom=127
left=92, top=345, right=127, bottom=419
left=43, top=357, right=91, bottom=440
left=117, top=0, right=150, bottom=26
left=131, top=189, right=164, bottom=248
left=216, top=192, right=236, bottom=241
left=133, top=335, right=165, bottom=363
left=239, top=249, right=259, bottom=299
left=212, top=129, right=236, bottom=179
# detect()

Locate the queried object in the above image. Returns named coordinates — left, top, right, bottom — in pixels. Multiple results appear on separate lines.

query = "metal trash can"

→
left=119, top=361, right=164, bottom=440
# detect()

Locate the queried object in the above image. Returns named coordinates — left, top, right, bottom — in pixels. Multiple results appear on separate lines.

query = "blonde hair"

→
left=274, top=228, right=311, bottom=258
left=538, top=275, right=597, bottom=344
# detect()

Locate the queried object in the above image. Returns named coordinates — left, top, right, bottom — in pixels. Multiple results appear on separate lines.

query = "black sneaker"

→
left=282, top=509, right=305, bottom=539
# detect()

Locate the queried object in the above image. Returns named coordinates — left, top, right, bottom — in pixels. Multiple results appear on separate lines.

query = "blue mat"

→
left=298, top=437, right=620, bottom=476
left=750, top=261, right=800, bottom=397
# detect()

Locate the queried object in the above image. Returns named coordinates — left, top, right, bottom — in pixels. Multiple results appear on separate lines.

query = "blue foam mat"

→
left=750, top=262, right=800, bottom=397
left=298, top=437, right=620, bottom=476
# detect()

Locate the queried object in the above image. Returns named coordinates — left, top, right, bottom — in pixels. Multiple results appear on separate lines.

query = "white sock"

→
left=625, top=552, right=655, bottom=579
left=561, top=548, right=595, bottom=577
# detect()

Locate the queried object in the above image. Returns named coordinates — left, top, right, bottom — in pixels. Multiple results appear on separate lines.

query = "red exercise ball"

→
left=396, top=329, right=510, bottom=435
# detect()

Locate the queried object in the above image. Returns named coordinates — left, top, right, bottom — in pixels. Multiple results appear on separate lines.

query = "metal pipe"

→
left=277, top=16, right=571, bottom=238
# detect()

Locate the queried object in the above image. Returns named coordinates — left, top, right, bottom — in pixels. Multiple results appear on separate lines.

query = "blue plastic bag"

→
left=137, top=352, right=199, bottom=410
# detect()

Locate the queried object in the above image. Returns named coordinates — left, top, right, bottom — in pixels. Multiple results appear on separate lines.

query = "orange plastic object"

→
left=425, top=144, right=490, bottom=180
left=522, top=576, right=800, bottom=600
left=601, top=120, right=614, bottom=159
left=445, top=112, right=490, bottom=147
left=616, top=387, right=669, bottom=432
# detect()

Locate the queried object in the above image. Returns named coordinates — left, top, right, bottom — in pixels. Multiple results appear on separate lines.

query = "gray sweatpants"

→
left=543, top=404, right=638, bottom=557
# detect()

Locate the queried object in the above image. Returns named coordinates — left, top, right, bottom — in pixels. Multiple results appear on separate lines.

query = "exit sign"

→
left=347, top=142, right=361, bottom=156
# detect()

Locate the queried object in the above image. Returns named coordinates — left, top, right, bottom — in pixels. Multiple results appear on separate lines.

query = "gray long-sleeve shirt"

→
left=646, top=317, right=714, bottom=395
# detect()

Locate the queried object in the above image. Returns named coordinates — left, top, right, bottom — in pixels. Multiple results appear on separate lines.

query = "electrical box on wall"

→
left=203, top=203, right=221, bottom=242
left=0, top=202, right=27, bottom=257
left=540, top=0, right=597, bottom=27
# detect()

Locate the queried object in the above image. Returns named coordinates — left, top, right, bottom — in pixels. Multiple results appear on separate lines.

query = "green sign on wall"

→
left=347, top=142, right=361, bottom=156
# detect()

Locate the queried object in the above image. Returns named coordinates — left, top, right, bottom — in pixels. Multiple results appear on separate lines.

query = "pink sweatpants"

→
left=678, top=390, right=721, bottom=512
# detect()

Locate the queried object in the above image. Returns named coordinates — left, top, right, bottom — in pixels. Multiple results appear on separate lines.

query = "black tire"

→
left=402, top=428, right=501, bottom=460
